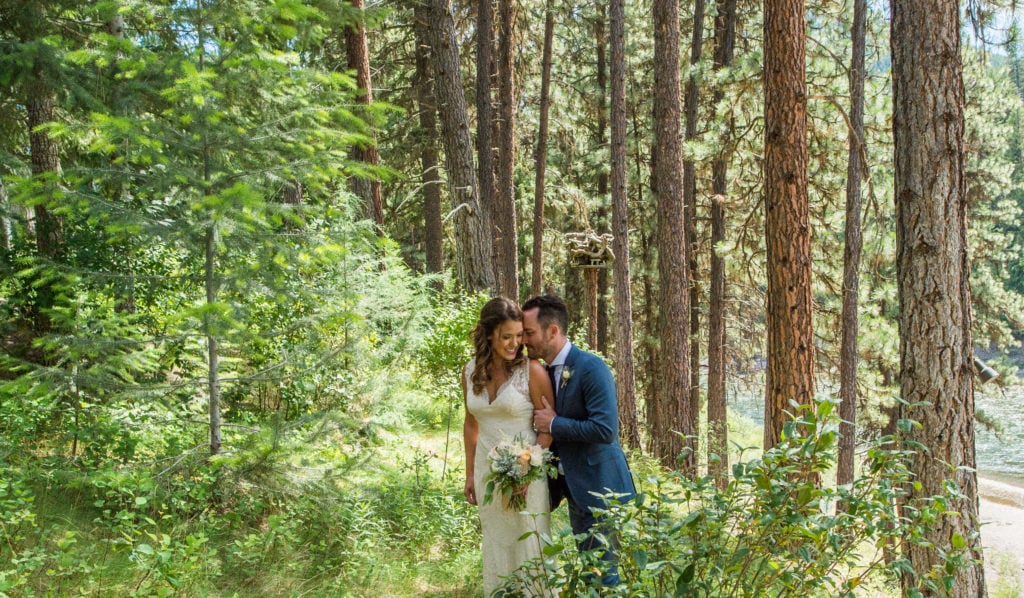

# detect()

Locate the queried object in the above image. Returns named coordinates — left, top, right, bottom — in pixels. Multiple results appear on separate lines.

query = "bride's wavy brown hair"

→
left=470, top=297, right=526, bottom=395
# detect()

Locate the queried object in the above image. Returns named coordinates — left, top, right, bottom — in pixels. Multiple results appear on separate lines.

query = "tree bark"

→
left=652, top=0, right=693, bottom=470
left=707, top=0, right=737, bottom=488
left=24, top=1, right=65, bottom=335
left=595, top=11, right=610, bottom=355
left=205, top=222, right=222, bottom=455
left=426, top=0, right=496, bottom=293
left=683, top=0, right=705, bottom=460
left=609, top=0, right=640, bottom=450
left=346, top=0, right=384, bottom=230
left=837, top=0, right=866, bottom=491
left=476, top=0, right=496, bottom=274
left=494, top=0, right=518, bottom=300
left=585, top=268, right=599, bottom=347
left=891, top=0, right=987, bottom=593
left=413, top=2, right=444, bottom=286
left=27, top=83, right=64, bottom=261
left=530, top=0, right=554, bottom=297
left=762, top=0, right=813, bottom=450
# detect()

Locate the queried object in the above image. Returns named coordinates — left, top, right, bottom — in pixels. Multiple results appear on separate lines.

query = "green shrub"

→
left=501, top=401, right=974, bottom=597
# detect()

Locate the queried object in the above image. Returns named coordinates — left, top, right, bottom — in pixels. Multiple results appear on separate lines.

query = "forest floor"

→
left=978, top=475, right=1024, bottom=593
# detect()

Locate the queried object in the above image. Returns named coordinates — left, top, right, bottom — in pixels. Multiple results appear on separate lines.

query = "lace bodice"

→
left=464, top=359, right=534, bottom=446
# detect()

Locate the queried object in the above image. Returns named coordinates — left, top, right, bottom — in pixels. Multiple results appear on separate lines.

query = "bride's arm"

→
left=527, top=360, right=554, bottom=449
left=462, top=371, right=479, bottom=505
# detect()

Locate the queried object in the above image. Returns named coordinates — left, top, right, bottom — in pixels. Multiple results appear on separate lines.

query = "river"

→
left=975, top=386, right=1024, bottom=482
left=727, top=382, right=1024, bottom=484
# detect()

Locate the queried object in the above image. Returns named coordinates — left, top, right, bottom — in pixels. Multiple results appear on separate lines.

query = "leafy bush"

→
left=501, top=401, right=974, bottom=597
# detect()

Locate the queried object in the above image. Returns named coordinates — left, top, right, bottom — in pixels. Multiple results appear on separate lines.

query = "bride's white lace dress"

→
left=465, top=359, right=551, bottom=595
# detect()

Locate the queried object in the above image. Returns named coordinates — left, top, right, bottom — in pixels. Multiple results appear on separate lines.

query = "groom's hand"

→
left=533, top=397, right=555, bottom=434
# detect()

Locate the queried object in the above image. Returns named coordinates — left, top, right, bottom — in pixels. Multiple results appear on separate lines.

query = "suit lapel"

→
left=557, top=346, right=579, bottom=412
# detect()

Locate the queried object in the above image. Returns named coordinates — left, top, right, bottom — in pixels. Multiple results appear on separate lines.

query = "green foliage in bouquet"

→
left=483, top=434, right=557, bottom=512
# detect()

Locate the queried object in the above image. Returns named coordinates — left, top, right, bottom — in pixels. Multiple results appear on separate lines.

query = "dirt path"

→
left=979, top=476, right=1024, bottom=592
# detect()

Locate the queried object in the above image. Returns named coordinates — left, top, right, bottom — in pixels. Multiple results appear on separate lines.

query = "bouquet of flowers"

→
left=482, top=433, right=556, bottom=511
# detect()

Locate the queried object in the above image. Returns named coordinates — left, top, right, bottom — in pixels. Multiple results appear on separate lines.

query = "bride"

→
left=462, top=297, right=556, bottom=595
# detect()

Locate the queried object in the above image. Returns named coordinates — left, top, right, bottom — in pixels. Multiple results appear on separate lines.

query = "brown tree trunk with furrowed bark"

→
left=891, top=0, right=986, bottom=593
left=651, top=0, right=693, bottom=471
left=425, top=0, right=496, bottom=293
left=346, top=0, right=384, bottom=230
left=609, top=0, right=639, bottom=450
left=412, top=2, right=444, bottom=287
left=762, top=0, right=814, bottom=450
left=837, top=0, right=867, bottom=492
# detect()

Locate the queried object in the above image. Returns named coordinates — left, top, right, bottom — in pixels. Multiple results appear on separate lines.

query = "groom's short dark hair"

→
left=522, top=294, right=569, bottom=335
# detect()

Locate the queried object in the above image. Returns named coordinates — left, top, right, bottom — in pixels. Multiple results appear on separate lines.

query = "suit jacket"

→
left=549, top=345, right=636, bottom=513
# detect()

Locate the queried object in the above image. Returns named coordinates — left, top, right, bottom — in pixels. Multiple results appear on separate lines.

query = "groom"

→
left=522, top=294, right=636, bottom=585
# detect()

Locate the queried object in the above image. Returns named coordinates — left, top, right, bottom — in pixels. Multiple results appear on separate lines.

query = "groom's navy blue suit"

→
left=548, top=345, right=636, bottom=564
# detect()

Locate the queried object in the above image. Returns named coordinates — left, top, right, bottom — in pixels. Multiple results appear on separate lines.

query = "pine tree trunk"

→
left=595, top=12, right=610, bottom=355
left=652, top=0, right=693, bottom=470
left=413, top=3, right=444, bottom=285
left=24, top=0, right=65, bottom=331
left=426, top=0, right=496, bottom=293
left=837, top=0, right=867, bottom=491
left=26, top=74, right=64, bottom=335
left=707, top=0, right=736, bottom=488
left=609, top=0, right=640, bottom=450
left=530, top=0, right=554, bottom=298
left=762, top=0, right=813, bottom=450
left=346, top=0, right=384, bottom=230
left=494, top=0, right=518, bottom=300
left=476, top=0, right=496, bottom=274
left=891, top=1, right=986, bottom=593
left=683, top=0, right=705, bottom=458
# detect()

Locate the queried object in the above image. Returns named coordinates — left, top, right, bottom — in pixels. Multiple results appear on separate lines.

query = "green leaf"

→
left=633, top=548, right=648, bottom=570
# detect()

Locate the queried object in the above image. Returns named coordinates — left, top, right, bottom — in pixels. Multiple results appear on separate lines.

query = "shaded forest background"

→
left=2, top=0, right=1024, bottom=595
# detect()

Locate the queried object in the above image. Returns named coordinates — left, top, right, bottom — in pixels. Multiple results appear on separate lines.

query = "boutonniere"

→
left=560, top=368, right=573, bottom=390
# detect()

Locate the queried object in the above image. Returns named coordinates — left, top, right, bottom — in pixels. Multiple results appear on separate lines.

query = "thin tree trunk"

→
left=530, top=0, right=554, bottom=297
left=585, top=268, right=599, bottom=347
left=684, top=0, right=705, bottom=460
left=426, top=0, right=496, bottom=293
left=494, top=0, right=518, bottom=300
left=346, top=0, right=384, bottom=230
left=595, top=11, right=610, bottom=355
left=652, top=0, right=693, bottom=471
left=609, top=0, right=640, bottom=450
left=892, top=0, right=986, bottom=593
left=197, top=13, right=222, bottom=455
left=762, top=0, right=813, bottom=450
left=413, top=3, right=444, bottom=287
left=476, top=0, right=496, bottom=274
left=707, top=0, right=737, bottom=488
left=632, top=75, right=658, bottom=455
left=205, top=222, right=222, bottom=455
left=837, top=0, right=866, bottom=491
left=0, top=181, right=10, bottom=252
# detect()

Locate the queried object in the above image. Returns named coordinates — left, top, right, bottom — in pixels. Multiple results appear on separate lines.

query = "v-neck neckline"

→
left=486, top=375, right=512, bottom=405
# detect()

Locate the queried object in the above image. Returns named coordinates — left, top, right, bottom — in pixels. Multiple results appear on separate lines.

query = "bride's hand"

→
left=464, top=478, right=477, bottom=505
